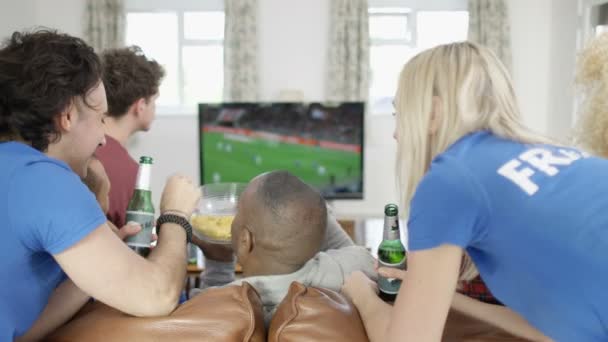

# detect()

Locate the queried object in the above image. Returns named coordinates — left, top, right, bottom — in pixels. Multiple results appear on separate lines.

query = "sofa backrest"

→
left=46, top=282, right=266, bottom=342
left=46, top=280, right=527, bottom=342
left=268, top=282, right=369, bottom=342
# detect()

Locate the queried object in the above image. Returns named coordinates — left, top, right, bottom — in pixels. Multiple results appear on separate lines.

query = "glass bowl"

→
left=190, top=182, right=247, bottom=245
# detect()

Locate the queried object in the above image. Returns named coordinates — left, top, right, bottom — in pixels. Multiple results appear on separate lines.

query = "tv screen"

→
left=198, top=102, right=364, bottom=199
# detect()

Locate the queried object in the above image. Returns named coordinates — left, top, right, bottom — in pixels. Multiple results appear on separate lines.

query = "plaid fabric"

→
left=458, top=276, right=503, bottom=305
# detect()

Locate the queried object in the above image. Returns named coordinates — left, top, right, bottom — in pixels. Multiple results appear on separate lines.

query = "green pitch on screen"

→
left=202, top=132, right=361, bottom=188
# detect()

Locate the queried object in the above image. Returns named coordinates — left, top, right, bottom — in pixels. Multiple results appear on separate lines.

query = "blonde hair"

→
left=573, top=32, right=608, bottom=157
left=394, top=42, right=551, bottom=280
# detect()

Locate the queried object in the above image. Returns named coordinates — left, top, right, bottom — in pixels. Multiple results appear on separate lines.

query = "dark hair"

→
left=101, top=46, right=165, bottom=117
left=0, top=29, right=102, bottom=151
left=256, top=170, right=327, bottom=265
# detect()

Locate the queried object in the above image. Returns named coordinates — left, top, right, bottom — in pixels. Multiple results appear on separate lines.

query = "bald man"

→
left=192, top=171, right=375, bottom=323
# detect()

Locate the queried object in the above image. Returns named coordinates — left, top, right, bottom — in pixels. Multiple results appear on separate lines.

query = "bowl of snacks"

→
left=190, top=182, right=247, bottom=245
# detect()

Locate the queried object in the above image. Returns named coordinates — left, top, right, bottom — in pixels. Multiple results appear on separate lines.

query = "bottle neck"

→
left=135, top=164, right=152, bottom=191
left=383, top=215, right=401, bottom=240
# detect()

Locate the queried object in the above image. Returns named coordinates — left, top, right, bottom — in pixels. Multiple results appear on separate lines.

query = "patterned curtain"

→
left=85, top=0, right=125, bottom=52
left=224, top=0, right=259, bottom=102
left=468, top=0, right=512, bottom=72
left=326, top=0, right=370, bottom=102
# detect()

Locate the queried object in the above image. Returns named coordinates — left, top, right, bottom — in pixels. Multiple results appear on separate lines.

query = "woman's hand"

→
left=378, top=267, right=407, bottom=281
left=375, top=258, right=408, bottom=281
left=342, top=271, right=378, bottom=307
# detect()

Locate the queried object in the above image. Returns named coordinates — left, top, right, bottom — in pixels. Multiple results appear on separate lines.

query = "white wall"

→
left=0, top=0, right=582, bottom=218
left=508, top=0, right=552, bottom=135
left=548, top=0, right=581, bottom=141
left=508, top=0, right=581, bottom=142
left=0, top=0, right=84, bottom=37
left=129, top=118, right=200, bottom=209
left=0, top=1, right=35, bottom=35
left=258, top=0, right=329, bottom=101
left=32, top=0, right=86, bottom=37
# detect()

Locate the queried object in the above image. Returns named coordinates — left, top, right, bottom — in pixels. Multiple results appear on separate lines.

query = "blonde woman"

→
left=342, top=42, right=607, bottom=341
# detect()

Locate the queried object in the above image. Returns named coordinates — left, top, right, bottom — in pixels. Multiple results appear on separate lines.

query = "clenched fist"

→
left=160, top=174, right=201, bottom=218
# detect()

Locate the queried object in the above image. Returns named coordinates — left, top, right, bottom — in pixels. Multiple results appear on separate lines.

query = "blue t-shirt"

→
left=408, top=131, right=608, bottom=341
left=0, top=142, right=106, bottom=339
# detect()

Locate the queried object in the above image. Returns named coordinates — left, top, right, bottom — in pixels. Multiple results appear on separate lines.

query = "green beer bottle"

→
left=125, top=156, right=155, bottom=257
left=377, top=203, right=407, bottom=302
left=187, top=242, right=198, bottom=265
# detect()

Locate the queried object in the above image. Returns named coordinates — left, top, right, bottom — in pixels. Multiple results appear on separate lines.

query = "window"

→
left=126, top=0, right=224, bottom=114
left=369, top=1, right=469, bottom=114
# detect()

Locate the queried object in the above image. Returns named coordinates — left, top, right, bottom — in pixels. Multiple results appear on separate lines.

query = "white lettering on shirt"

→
left=497, top=160, right=539, bottom=195
left=558, top=148, right=586, bottom=160
left=497, top=148, right=586, bottom=195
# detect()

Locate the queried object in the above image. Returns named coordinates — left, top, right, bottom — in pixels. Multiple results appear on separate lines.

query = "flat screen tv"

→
left=198, top=102, right=364, bottom=199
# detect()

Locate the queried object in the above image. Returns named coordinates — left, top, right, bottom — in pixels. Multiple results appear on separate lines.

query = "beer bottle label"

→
left=378, top=258, right=406, bottom=295
left=124, top=211, right=155, bottom=247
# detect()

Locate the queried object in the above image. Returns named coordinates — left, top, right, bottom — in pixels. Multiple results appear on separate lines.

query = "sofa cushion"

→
left=268, top=282, right=368, bottom=342
left=47, top=282, right=266, bottom=342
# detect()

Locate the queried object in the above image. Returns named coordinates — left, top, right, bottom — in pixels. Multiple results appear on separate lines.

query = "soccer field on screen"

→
left=201, top=132, right=361, bottom=191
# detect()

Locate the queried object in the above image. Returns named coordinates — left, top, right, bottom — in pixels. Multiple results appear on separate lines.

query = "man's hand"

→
left=108, top=221, right=140, bottom=241
left=160, top=174, right=201, bottom=217
left=107, top=220, right=158, bottom=243
left=83, top=157, right=111, bottom=213
left=191, top=235, right=234, bottom=262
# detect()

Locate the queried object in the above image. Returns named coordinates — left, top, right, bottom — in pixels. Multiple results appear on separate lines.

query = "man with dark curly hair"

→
left=0, top=29, right=200, bottom=341
left=95, top=46, right=165, bottom=228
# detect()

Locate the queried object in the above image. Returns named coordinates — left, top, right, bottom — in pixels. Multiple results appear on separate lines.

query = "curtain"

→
left=468, top=0, right=512, bottom=72
left=326, top=0, right=370, bottom=102
left=224, top=0, right=259, bottom=102
left=85, top=0, right=125, bottom=52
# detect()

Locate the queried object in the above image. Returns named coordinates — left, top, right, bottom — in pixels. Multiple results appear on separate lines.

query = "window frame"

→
left=368, top=0, right=468, bottom=115
left=369, top=7, right=414, bottom=46
left=125, top=0, right=225, bottom=116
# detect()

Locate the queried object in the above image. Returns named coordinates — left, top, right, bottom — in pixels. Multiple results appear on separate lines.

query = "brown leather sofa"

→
left=268, top=282, right=369, bottom=342
left=46, top=281, right=527, bottom=342
left=46, top=283, right=266, bottom=342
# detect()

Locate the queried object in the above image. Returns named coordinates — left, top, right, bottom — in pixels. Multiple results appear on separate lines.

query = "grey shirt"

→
left=320, top=205, right=355, bottom=250
left=192, top=207, right=375, bottom=323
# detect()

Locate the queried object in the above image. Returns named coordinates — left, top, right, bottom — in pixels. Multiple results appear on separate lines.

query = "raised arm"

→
left=345, top=245, right=551, bottom=342
left=451, top=292, right=552, bottom=341
left=343, top=244, right=462, bottom=341
left=54, top=174, right=200, bottom=317
left=387, top=245, right=462, bottom=341
left=18, top=223, right=152, bottom=341
left=15, top=279, right=88, bottom=342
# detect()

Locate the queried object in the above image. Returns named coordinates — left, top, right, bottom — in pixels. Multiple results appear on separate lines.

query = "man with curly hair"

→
left=95, top=46, right=165, bottom=228
left=0, top=29, right=200, bottom=340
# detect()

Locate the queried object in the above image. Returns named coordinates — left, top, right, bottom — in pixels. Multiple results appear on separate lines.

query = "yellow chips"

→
left=191, top=215, right=234, bottom=241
